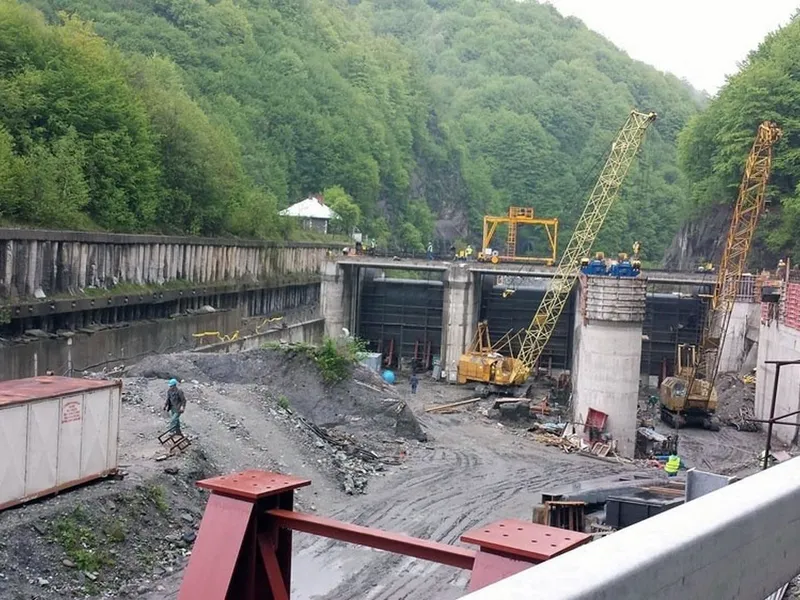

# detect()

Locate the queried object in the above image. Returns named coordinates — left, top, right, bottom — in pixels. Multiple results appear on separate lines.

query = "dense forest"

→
left=0, top=0, right=701, bottom=260
left=678, top=11, right=800, bottom=263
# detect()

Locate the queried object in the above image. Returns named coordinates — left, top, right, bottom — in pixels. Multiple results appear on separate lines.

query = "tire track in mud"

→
left=674, top=426, right=763, bottom=471
left=294, top=420, right=624, bottom=600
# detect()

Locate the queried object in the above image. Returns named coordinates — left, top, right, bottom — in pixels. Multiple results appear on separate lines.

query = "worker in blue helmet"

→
left=163, top=378, right=187, bottom=436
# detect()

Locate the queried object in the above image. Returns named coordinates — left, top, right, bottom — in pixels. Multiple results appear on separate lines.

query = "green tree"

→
left=324, top=185, right=361, bottom=236
left=677, top=13, right=800, bottom=262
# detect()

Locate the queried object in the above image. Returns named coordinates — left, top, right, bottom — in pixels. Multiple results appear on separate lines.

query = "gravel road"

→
left=0, top=348, right=768, bottom=600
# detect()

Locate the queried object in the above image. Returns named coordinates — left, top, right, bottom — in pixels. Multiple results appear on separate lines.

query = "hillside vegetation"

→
left=678, top=12, right=800, bottom=263
left=2, top=0, right=700, bottom=260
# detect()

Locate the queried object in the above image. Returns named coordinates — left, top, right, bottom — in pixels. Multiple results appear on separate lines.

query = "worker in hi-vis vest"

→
left=664, top=454, right=681, bottom=477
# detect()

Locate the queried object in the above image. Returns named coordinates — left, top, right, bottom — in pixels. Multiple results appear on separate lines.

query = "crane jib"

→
left=513, top=110, right=657, bottom=380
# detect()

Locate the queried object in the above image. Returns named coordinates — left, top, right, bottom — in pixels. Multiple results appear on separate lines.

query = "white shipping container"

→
left=0, top=376, right=122, bottom=511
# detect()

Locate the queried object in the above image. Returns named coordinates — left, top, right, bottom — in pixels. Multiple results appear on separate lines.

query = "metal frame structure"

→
left=479, top=207, right=558, bottom=265
left=690, top=121, right=782, bottom=399
left=745, top=359, right=800, bottom=470
left=177, top=470, right=591, bottom=599
left=358, top=278, right=444, bottom=368
left=513, top=110, right=657, bottom=380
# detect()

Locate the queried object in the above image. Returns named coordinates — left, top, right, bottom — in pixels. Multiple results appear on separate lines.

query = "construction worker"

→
left=410, top=372, right=419, bottom=394
left=664, top=453, right=681, bottom=477
left=163, top=379, right=186, bottom=436
left=465, top=244, right=474, bottom=260
left=426, top=242, right=433, bottom=260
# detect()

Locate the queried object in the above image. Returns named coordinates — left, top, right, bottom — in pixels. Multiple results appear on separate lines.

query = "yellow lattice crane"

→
left=511, top=110, right=657, bottom=382
left=660, top=121, right=781, bottom=429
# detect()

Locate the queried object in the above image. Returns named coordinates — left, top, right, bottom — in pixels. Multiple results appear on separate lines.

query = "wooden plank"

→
left=425, top=398, right=482, bottom=413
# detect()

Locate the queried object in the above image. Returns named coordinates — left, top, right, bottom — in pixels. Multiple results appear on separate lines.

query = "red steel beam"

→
left=267, top=508, right=476, bottom=570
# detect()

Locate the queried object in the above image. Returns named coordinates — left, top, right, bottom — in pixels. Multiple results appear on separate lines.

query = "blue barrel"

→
left=382, top=370, right=396, bottom=385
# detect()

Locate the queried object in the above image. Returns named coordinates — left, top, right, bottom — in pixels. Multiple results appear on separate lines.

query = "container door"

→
left=25, top=400, right=59, bottom=497
left=58, top=395, right=84, bottom=486
left=107, top=388, right=121, bottom=470
left=0, top=406, right=28, bottom=506
left=80, top=390, right=110, bottom=477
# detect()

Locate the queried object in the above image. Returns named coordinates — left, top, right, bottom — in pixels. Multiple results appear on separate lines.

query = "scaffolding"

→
left=478, top=207, right=558, bottom=265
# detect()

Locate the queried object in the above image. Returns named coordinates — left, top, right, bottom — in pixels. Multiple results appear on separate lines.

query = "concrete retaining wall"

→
left=195, top=319, right=324, bottom=354
left=755, top=322, right=800, bottom=446
left=0, top=310, right=243, bottom=381
left=0, top=309, right=323, bottom=381
left=718, top=301, right=761, bottom=374
left=0, top=228, right=335, bottom=300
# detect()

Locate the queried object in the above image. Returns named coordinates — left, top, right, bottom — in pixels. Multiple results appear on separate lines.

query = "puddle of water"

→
left=290, top=550, right=349, bottom=600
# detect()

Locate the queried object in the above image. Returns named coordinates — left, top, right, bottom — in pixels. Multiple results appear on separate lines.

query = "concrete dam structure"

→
left=0, top=228, right=338, bottom=379
left=0, top=229, right=778, bottom=458
left=322, top=258, right=767, bottom=459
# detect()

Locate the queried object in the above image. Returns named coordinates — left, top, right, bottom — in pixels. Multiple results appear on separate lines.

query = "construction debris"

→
left=716, top=373, right=760, bottom=432
left=635, top=427, right=678, bottom=459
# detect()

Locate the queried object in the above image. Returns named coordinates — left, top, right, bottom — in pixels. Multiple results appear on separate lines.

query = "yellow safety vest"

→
left=665, top=455, right=680, bottom=475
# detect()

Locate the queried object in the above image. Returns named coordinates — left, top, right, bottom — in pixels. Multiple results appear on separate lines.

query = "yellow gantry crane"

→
left=660, top=121, right=782, bottom=429
left=478, top=207, right=559, bottom=265
left=511, top=110, right=657, bottom=381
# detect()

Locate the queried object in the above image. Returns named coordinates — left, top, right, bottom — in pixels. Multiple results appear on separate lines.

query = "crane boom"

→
left=694, top=121, right=781, bottom=388
left=513, top=110, right=657, bottom=379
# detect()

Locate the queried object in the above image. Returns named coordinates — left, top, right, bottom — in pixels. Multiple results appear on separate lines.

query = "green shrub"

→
left=311, top=337, right=367, bottom=384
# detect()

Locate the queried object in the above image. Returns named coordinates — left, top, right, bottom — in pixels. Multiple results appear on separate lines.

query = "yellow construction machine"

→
left=457, top=322, right=527, bottom=393
left=660, top=121, right=781, bottom=430
left=660, top=345, right=719, bottom=429
left=456, top=110, right=658, bottom=390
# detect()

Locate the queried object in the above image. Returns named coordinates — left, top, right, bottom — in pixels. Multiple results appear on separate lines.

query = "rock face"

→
left=662, top=205, right=731, bottom=270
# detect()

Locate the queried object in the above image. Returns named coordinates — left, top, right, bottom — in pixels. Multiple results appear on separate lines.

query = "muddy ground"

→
left=0, top=348, right=771, bottom=600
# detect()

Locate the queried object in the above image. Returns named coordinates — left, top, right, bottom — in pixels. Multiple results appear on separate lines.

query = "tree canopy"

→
left=3, top=0, right=701, bottom=258
left=678, top=12, right=800, bottom=263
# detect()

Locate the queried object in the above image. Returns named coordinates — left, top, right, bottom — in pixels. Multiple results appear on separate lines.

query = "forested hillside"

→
left=677, top=11, right=800, bottom=264
left=2, top=0, right=701, bottom=259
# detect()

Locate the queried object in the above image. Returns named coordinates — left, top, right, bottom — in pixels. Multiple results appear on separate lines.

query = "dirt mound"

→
left=0, top=450, right=214, bottom=599
left=129, top=348, right=426, bottom=443
left=716, top=373, right=760, bottom=432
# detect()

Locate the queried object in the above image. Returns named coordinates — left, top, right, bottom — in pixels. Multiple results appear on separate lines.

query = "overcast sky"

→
left=544, top=0, right=798, bottom=94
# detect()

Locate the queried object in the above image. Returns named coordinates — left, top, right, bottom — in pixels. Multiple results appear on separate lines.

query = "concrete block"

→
left=685, top=468, right=736, bottom=502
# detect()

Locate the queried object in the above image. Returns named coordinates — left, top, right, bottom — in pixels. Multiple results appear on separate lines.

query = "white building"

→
left=279, top=194, right=339, bottom=234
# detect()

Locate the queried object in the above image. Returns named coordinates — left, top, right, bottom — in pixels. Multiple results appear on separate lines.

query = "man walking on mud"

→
left=164, top=378, right=186, bottom=436
left=410, top=373, right=419, bottom=395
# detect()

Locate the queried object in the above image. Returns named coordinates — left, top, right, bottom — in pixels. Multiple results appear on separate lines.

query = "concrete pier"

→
left=571, top=276, right=647, bottom=458
left=441, top=263, right=480, bottom=382
left=321, top=261, right=357, bottom=339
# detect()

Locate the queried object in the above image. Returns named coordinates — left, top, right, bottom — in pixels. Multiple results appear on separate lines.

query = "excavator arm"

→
left=512, top=110, right=657, bottom=380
